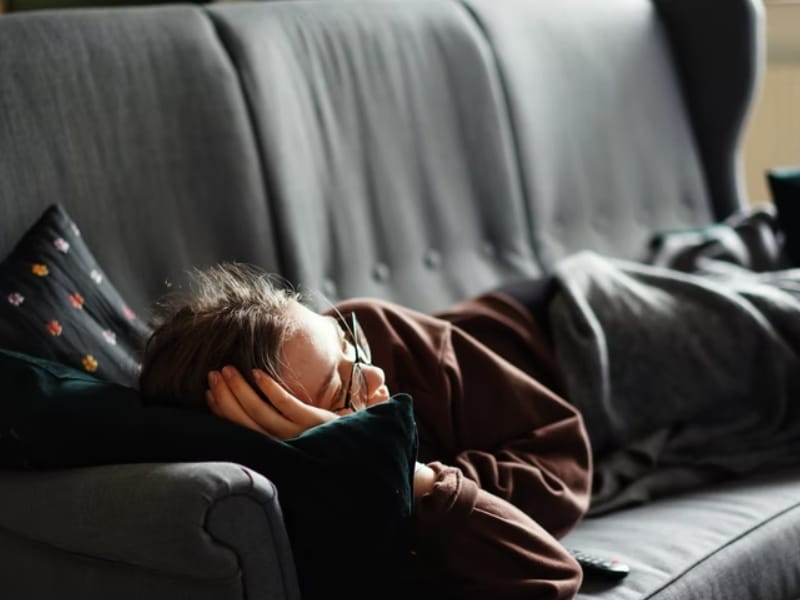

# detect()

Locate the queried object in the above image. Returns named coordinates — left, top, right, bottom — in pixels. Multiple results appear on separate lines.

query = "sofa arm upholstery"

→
left=0, top=462, right=301, bottom=600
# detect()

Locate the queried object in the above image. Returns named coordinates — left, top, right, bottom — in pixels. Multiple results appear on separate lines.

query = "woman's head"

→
left=139, top=263, right=390, bottom=412
left=139, top=263, right=299, bottom=409
left=276, top=300, right=389, bottom=413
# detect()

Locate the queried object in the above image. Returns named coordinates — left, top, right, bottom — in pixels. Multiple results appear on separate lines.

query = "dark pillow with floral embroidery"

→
left=0, top=204, right=150, bottom=387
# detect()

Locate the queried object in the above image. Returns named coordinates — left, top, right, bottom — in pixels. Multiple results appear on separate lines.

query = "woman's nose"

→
left=362, top=363, right=385, bottom=394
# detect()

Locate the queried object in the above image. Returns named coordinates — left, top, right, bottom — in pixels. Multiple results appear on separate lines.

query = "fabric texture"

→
left=0, top=348, right=416, bottom=600
left=647, top=203, right=786, bottom=272
left=549, top=207, right=800, bottom=514
left=0, top=205, right=151, bottom=388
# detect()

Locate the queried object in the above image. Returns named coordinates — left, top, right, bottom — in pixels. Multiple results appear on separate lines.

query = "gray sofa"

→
left=2, top=0, right=798, bottom=598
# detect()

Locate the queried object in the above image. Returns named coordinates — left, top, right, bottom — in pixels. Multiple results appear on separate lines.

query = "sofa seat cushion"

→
left=563, top=465, right=800, bottom=599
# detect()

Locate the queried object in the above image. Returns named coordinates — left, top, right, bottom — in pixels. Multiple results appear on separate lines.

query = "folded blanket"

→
left=550, top=206, right=800, bottom=514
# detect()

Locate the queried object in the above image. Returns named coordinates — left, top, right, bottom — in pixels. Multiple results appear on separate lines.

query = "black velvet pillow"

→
left=768, top=168, right=800, bottom=266
left=0, top=349, right=416, bottom=600
left=0, top=205, right=150, bottom=388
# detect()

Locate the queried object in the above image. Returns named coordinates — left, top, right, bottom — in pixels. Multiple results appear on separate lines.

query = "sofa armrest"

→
left=0, top=461, right=301, bottom=600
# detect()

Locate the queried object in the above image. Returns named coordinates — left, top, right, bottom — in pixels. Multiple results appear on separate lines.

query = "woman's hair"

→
left=139, top=262, right=300, bottom=410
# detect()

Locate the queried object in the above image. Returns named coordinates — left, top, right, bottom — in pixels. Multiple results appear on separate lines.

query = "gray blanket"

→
left=549, top=206, right=800, bottom=515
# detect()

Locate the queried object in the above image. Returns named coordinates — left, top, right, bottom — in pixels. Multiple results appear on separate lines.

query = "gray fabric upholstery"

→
left=209, top=0, right=540, bottom=313
left=463, top=0, right=715, bottom=268
left=564, top=466, right=800, bottom=599
left=0, top=462, right=300, bottom=600
left=0, top=7, right=279, bottom=312
left=206, top=488, right=301, bottom=600
left=654, top=0, right=765, bottom=220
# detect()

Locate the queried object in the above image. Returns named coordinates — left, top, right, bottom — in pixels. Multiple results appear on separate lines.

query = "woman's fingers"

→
left=207, top=371, right=266, bottom=434
left=207, top=366, right=339, bottom=439
left=219, top=366, right=301, bottom=438
left=251, top=369, right=338, bottom=426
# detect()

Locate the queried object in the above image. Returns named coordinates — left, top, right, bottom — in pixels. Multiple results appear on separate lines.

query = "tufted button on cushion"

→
left=482, top=241, right=496, bottom=258
left=424, top=250, right=441, bottom=269
left=372, top=263, right=390, bottom=283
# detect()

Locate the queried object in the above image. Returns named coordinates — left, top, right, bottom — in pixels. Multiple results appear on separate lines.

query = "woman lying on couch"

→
left=138, top=206, right=800, bottom=598
left=138, top=207, right=800, bottom=597
left=139, top=263, right=592, bottom=600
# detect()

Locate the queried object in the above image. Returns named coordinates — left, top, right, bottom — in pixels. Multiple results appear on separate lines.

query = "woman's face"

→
left=278, top=301, right=391, bottom=412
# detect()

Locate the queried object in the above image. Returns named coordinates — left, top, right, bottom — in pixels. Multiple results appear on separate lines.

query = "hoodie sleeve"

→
left=430, top=291, right=592, bottom=537
left=413, top=462, right=582, bottom=600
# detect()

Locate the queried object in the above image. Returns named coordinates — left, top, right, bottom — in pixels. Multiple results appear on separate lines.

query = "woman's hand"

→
left=413, top=462, right=436, bottom=500
left=207, top=366, right=339, bottom=440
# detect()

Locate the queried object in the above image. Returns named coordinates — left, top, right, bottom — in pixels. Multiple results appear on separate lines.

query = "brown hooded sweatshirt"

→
left=331, top=291, right=592, bottom=600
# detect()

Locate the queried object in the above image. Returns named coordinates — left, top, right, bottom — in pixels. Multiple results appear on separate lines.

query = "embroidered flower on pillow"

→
left=46, top=320, right=63, bottom=336
left=82, top=354, right=98, bottom=373
left=53, top=238, right=70, bottom=253
left=7, top=293, right=23, bottom=306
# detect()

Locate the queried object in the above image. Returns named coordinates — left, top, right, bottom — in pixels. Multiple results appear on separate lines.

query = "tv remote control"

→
left=568, top=549, right=630, bottom=581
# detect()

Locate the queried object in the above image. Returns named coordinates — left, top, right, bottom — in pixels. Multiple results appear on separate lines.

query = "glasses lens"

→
left=350, top=362, right=369, bottom=411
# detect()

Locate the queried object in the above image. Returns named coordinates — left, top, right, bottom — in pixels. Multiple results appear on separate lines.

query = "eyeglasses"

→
left=341, top=313, right=372, bottom=412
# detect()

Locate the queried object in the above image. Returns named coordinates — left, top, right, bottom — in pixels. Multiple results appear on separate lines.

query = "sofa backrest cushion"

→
left=209, top=0, right=541, bottom=313
left=0, top=0, right=762, bottom=315
left=464, top=0, right=719, bottom=268
left=0, top=7, right=280, bottom=313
